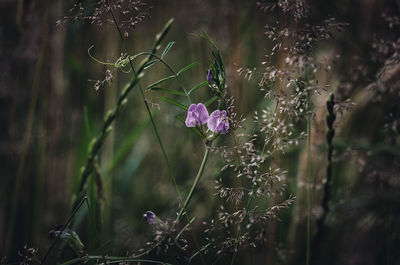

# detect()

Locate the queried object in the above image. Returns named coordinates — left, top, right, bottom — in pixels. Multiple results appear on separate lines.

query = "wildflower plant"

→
left=3, top=0, right=399, bottom=264
left=34, top=1, right=346, bottom=264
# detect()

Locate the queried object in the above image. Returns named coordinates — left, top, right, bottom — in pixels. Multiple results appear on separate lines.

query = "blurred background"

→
left=0, top=0, right=399, bottom=264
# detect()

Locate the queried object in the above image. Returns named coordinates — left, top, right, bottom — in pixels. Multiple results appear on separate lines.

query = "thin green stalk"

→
left=41, top=196, right=89, bottom=264
left=106, top=4, right=183, bottom=202
left=107, top=11, right=205, bottom=265
left=74, top=18, right=174, bottom=203
left=133, top=52, right=191, bottom=103
left=306, top=89, right=312, bottom=265
left=176, top=146, right=210, bottom=223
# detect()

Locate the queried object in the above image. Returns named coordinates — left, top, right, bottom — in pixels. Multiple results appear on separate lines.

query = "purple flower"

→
left=207, top=110, right=229, bottom=134
left=143, top=211, right=156, bottom=224
left=207, top=69, right=213, bottom=83
left=185, top=103, right=209, bottom=127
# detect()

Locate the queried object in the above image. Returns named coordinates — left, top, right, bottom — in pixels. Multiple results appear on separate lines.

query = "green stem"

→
left=41, top=197, right=89, bottom=264
left=176, top=146, right=210, bottom=223
left=134, top=52, right=191, bottom=104
left=106, top=7, right=183, bottom=203
left=74, top=18, right=174, bottom=201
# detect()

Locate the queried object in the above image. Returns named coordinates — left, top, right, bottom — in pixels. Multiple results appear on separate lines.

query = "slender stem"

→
left=107, top=10, right=206, bottom=265
left=41, top=197, right=89, bottom=264
left=306, top=89, right=312, bottom=265
left=136, top=65, right=182, bottom=201
left=130, top=51, right=191, bottom=103
left=106, top=5, right=183, bottom=202
left=176, top=146, right=210, bottom=223
left=75, top=18, right=174, bottom=200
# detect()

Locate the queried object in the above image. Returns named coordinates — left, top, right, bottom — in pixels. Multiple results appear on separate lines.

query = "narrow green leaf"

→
left=160, top=96, right=188, bottom=111
left=188, top=81, right=208, bottom=95
left=177, top=62, right=198, bottom=76
left=147, top=75, right=175, bottom=90
left=143, top=60, right=157, bottom=69
left=205, top=96, right=218, bottom=107
left=150, top=87, right=185, bottom=96
left=196, top=33, right=218, bottom=50
left=161, top=41, right=175, bottom=59
left=176, top=115, right=205, bottom=138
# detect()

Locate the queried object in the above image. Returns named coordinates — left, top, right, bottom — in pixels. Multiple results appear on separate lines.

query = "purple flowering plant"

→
left=185, top=103, right=229, bottom=137
left=143, top=211, right=157, bottom=224
left=32, top=1, right=371, bottom=264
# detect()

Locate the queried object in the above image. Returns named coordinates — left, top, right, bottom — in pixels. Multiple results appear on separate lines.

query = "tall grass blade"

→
left=161, top=41, right=175, bottom=59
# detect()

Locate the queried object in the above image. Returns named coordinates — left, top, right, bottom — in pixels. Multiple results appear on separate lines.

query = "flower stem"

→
left=176, top=146, right=210, bottom=223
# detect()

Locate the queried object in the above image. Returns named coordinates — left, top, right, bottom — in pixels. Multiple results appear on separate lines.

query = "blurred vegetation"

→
left=0, top=0, right=399, bottom=264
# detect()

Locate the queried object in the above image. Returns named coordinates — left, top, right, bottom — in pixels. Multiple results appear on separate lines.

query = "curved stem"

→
left=176, top=146, right=210, bottom=223
left=75, top=18, right=174, bottom=200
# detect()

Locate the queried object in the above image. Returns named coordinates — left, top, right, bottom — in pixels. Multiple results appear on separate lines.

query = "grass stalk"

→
left=105, top=4, right=183, bottom=202
left=74, top=18, right=175, bottom=204
left=41, top=196, right=89, bottom=264
left=306, top=89, right=312, bottom=265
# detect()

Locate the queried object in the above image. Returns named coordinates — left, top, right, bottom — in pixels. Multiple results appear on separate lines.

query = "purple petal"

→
left=207, top=110, right=229, bottom=134
left=185, top=109, right=197, bottom=127
left=195, top=103, right=209, bottom=125
left=207, top=110, right=219, bottom=132
left=207, top=70, right=213, bottom=83
left=188, top=104, right=197, bottom=112
left=185, top=103, right=209, bottom=127
left=143, top=211, right=156, bottom=224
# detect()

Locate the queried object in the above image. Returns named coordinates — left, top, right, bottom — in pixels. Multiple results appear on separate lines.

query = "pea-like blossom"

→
left=143, top=211, right=156, bottom=224
left=207, top=110, right=229, bottom=134
left=185, top=103, right=209, bottom=127
left=207, top=69, right=213, bottom=83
